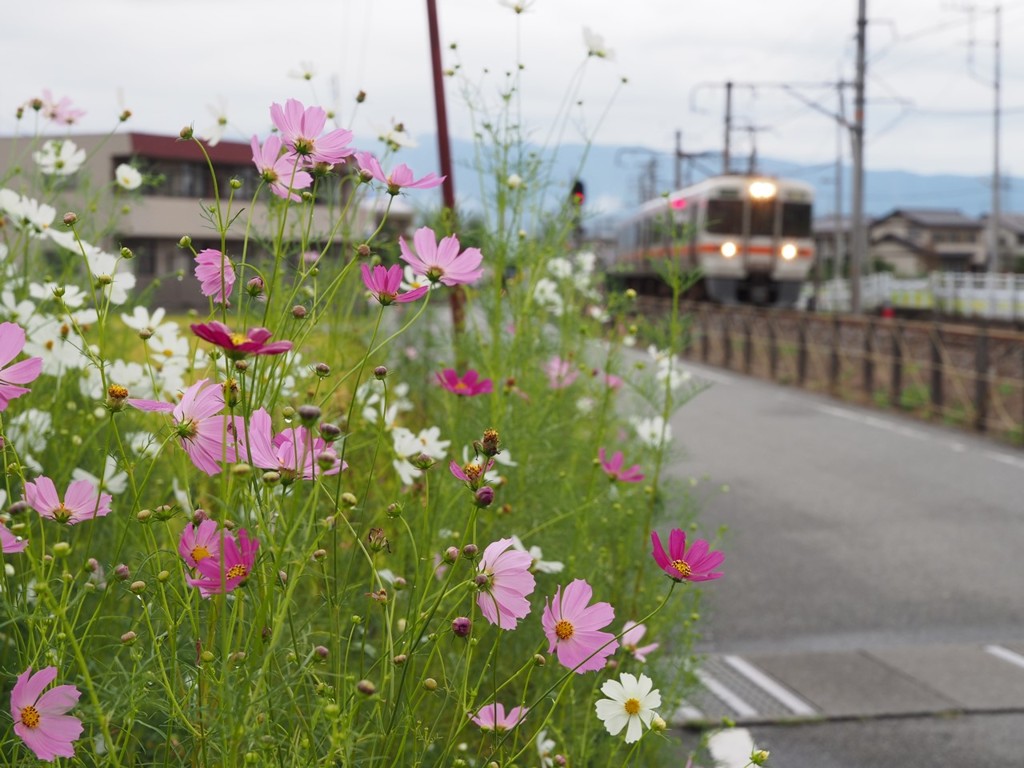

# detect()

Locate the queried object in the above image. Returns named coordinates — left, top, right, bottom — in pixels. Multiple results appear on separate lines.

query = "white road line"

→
left=985, top=644, right=1024, bottom=670
left=814, top=403, right=928, bottom=441
left=672, top=701, right=706, bottom=724
left=723, top=655, right=817, bottom=716
left=983, top=451, right=1024, bottom=471
left=695, top=669, right=759, bottom=719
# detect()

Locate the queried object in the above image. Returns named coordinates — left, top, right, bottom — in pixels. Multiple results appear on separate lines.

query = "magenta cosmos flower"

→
left=237, top=407, right=344, bottom=480
left=194, top=248, right=235, bottom=304
left=476, top=537, right=536, bottom=630
left=360, top=264, right=429, bottom=305
left=10, top=666, right=83, bottom=762
left=598, top=448, right=644, bottom=483
left=130, top=378, right=239, bottom=476
left=191, top=321, right=293, bottom=360
left=23, top=476, right=111, bottom=525
left=250, top=133, right=313, bottom=201
left=470, top=701, right=528, bottom=732
left=544, top=356, right=578, bottom=389
left=449, top=457, right=495, bottom=492
left=0, top=322, right=42, bottom=412
left=178, top=518, right=221, bottom=569
left=1, top=525, right=27, bottom=553
left=621, top=620, right=660, bottom=663
left=436, top=368, right=492, bottom=396
left=269, top=98, right=354, bottom=167
left=650, top=529, right=724, bottom=582
left=542, top=578, right=619, bottom=673
left=354, top=151, right=445, bottom=195
left=399, top=226, right=483, bottom=287
left=187, top=527, right=259, bottom=598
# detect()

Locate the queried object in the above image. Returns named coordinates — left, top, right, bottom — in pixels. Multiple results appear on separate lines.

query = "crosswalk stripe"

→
left=985, top=644, right=1024, bottom=670
left=723, top=655, right=818, bottom=716
left=696, top=669, right=759, bottom=718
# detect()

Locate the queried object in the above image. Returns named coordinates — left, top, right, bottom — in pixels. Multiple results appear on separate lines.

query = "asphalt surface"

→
left=665, top=361, right=1024, bottom=767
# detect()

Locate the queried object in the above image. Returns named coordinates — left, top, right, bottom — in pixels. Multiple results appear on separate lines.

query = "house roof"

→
left=128, top=132, right=253, bottom=165
left=875, top=208, right=981, bottom=229
left=812, top=214, right=873, bottom=234
left=980, top=212, right=1024, bottom=233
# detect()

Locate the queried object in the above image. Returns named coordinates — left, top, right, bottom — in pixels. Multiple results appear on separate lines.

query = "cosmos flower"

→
left=0, top=322, right=42, bottom=412
left=187, top=527, right=259, bottom=598
left=470, top=701, right=529, bottom=732
left=449, top=457, right=495, bottom=491
left=194, top=249, right=235, bottom=304
left=436, top=368, right=492, bottom=396
left=399, top=226, right=483, bottom=287
left=360, top=263, right=429, bottom=305
left=582, top=26, right=615, bottom=59
left=650, top=529, right=724, bottom=583
left=38, top=89, right=86, bottom=125
left=178, top=518, right=221, bottom=569
left=238, top=407, right=343, bottom=480
left=621, top=620, right=659, bottom=662
left=190, top=322, right=293, bottom=359
left=250, top=134, right=313, bottom=202
left=594, top=672, right=661, bottom=744
left=476, top=537, right=536, bottom=630
left=631, top=415, right=672, bottom=449
left=32, top=139, right=85, bottom=176
left=598, top=448, right=644, bottom=483
left=114, top=163, right=143, bottom=190
left=1, top=524, right=27, bottom=553
left=541, top=579, right=618, bottom=673
left=269, top=98, right=354, bottom=167
left=354, top=151, right=444, bottom=195
left=23, top=476, right=111, bottom=525
left=544, top=356, right=578, bottom=389
left=509, top=535, right=564, bottom=574
left=10, top=666, right=83, bottom=761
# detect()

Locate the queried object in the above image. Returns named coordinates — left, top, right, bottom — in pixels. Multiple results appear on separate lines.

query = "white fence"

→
left=803, top=272, right=1024, bottom=320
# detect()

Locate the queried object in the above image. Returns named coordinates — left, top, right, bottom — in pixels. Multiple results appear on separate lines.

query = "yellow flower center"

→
left=53, top=504, right=71, bottom=523
left=191, top=545, right=211, bottom=562
left=671, top=559, right=692, bottom=578
left=554, top=619, right=574, bottom=641
left=107, top=384, right=129, bottom=399
left=20, top=705, right=41, bottom=728
left=227, top=564, right=248, bottom=579
left=229, top=333, right=249, bottom=346
left=624, top=698, right=641, bottom=716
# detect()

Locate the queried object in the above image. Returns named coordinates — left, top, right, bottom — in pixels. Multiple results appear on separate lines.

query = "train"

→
left=608, top=174, right=815, bottom=306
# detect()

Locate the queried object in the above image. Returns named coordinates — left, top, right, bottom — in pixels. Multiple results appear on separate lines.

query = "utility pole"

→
left=835, top=81, right=847, bottom=284
left=988, top=3, right=1002, bottom=274
left=723, top=81, right=733, bottom=175
left=674, top=130, right=683, bottom=189
left=850, top=0, right=868, bottom=314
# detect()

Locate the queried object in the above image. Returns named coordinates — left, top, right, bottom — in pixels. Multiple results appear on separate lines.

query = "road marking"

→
left=673, top=701, right=706, bottom=724
left=723, top=655, right=818, bottom=716
left=695, top=669, right=759, bottom=718
left=985, top=644, right=1024, bottom=670
left=983, top=451, right=1024, bottom=471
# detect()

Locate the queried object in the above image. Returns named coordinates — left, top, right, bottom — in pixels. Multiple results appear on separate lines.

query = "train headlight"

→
left=720, top=241, right=738, bottom=258
left=748, top=180, right=777, bottom=199
left=781, top=243, right=798, bottom=261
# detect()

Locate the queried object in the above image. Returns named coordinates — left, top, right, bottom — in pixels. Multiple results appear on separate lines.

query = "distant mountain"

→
left=396, top=134, right=1015, bottom=223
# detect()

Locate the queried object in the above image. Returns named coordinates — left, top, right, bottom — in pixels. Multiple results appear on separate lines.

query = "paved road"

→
left=666, top=362, right=1024, bottom=767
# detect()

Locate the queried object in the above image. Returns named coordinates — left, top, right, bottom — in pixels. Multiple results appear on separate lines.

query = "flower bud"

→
left=230, top=178, right=242, bottom=190
left=356, top=90, right=367, bottom=103
left=357, top=243, right=372, bottom=258
left=423, top=677, right=438, bottom=691
left=451, top=617, right=472, bottom=638
left=443, top=546, right=459, bottom=564
left=246, top=276, right=265, bottom=297
left=392, top=654, right=407, bottom=665
left=121, top=631, right=137, bottom=645
left=474, top=486, right=495, bottom=508
left=200, top=650, right=215, bottom=663
left=114, top=563, right=130, bottom=581
left=129, top=580, right=146, bottom=594
left=367, top=527, right=390, bottom=553
left=533, top=654, right=546, bottom=666
left=412, top=453, right=435, bottom=470
left=262, top=471, right=281, bottom=485
left=312, top=549, right=327, bottom=561
left=314, top=362, right=331, bottom=378
left=52, top=542, right=71, bottom=558
left=473, top=574, right=489, bottom=589
left=314, top=645, right=329, bottom=660
left=178, top=235, right=192, bottom=248
left=179, top=125, right=194, bottom=140
left=297, top=404, right=321, bottom=424
left=157, top=570, right=170, bottom=582
left=62, top=212, right=77, bottom=226
left=120, top=246, right=134, bottom=260
left=356, top=679, right=376, bottom=696
left=751, top=750, right=770, bottom=766
left=461, top=544, right=478, bottom=559
left=386, top=502, right=402, bottom=518
left=373, top=365, right=388, bottom=380
left=291, top=305, right=307, bottom=319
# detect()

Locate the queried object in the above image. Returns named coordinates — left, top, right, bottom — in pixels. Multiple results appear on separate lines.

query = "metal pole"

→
left=850, top=0, right=868, bottom=314
left=674, top=130, right=683, bottom=190
left=988, top=3, right=1002, bottom=275
left=723, top=80, right=733, bottom=175
left=835, top=81, right=846, bottom=284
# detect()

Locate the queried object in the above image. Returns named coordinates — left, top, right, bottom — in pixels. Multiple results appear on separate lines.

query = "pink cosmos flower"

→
left=476, top=537, right=536, bottom=630
left=399, top=226, right=483, bottom=286
left=354, top=151, right=445, bottom=195
left=10, top=666, right=83, bottom=762
left=250, top=134, right=313, bottom=201
left=269, top=98, right=354, bottom=167
left=23, top=476, right=111, bottom=525
left=237, top=408, right=344, bottom=480
left=650, top=529, right=724, bottom=583
left=598, top=448, right=645, bottom=483
left=188, top=527, right=259, bottom=598
left=1, top=525, right=27, bottom=553
left=39, top=89, right=86, bottom=125
left=130, top=379, right=239, bottom=476
left=194, top=248, right=235, bottom=304
left=436, top=368, right=492, bottom=396
left=191, top=322, right=293, bottom=359
left=470, top=701, right=529, bottom=732
left=0, top=322, right=43, bottom=412
left=544, top=356, right=578, bottom=389
left=621, top=620, right=660, bottom=663
left=541, top=578, right=619, bottom=673
left=178, top=518, right=221, bottom=569
left=360, top=264, right=429, bottom=305
left=450, top=457, right=495, bottom=491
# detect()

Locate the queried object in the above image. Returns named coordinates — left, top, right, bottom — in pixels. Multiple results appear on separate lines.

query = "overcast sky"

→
left=4, top=0, right=1024, bottom=181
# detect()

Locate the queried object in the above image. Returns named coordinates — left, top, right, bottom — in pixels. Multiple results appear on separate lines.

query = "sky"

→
left=4, top=0, right=1024, bottom=183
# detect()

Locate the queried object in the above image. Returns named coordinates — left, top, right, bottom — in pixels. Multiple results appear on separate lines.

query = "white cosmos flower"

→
left=510, top=535, right=564, bottom=574
left=533, top=277, right=563, bottom=316
left=535, top=729, right=555, bottom=768
left=7, top=409, right=52, bottom=454
left=115, top=163, right=143, bottom=190
left=198, top=96, right=229, bottom=147
left=632, top=415, right=672, bottom=449
left=28, top=282, right=86, bottom=308
left=33, top=139, right=86, bottom=176
left=72, top=455, right=128, bottom=495
left=583, top=26, right=615, bottom=60
left=548, top=257, right=572, bottom=279
left=84, top=248, right=135, bottom=304
left=594, top=672, right=661, bottom=744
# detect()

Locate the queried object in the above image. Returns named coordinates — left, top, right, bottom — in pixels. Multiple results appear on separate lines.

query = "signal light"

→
left=571, top=179, right=585, bottom=206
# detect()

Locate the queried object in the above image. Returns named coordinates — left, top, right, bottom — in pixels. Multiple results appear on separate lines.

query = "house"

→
left=0, top=133, right=415, bottom=309
left=979, top=213, right=1024, bottom=272
left=812, top=213, right=873, bottom=278
left=868, top=208, right=983, bottom=276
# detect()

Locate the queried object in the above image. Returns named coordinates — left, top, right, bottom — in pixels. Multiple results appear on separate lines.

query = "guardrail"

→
left=803, top=272, right=1024, bottom=321
left=679, top=301, right=1024, bottom=446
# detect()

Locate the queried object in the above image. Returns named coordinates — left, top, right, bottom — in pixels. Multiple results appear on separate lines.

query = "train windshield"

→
left=705, top=199, right=743, bottom=234
left=781, top=202, right=812, bottom=237
left=750, top=199, right=775, bottom=236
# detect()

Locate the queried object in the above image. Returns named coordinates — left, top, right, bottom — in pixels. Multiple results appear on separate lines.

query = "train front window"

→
left=750, top=199, right=776, bottom=236
left=705, top=199, right=743, bottom=234
left=782, top=202, right=812, bottom=238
